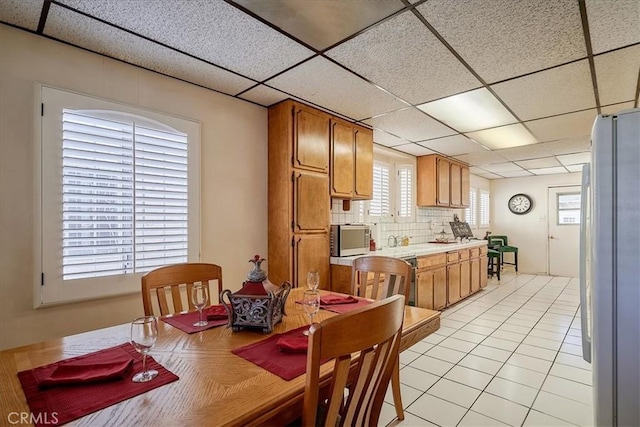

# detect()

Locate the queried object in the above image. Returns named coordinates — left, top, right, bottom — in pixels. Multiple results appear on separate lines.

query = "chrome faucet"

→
left=387, top=235, right=399, bottom=248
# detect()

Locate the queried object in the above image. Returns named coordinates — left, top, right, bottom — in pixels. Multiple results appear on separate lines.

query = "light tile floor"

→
left=381, top=273, right=593, bottom=427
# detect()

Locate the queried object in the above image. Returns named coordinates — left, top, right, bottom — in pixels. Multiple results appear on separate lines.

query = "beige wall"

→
left=490, top=173, right=582, bottom=275
left=470, top=173, right=491, bottom=238
left=0, top=25, right=268, bottom=350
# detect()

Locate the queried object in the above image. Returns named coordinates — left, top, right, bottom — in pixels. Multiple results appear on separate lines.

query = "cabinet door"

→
left=450, top=162, right=462, bottom=207
left=480, top=255, right=488, bottom=288
left=460, top=260, right=471, bottom=298
left=447, top=263, right=461, bottom=305
left=293, top=234, right=329, bottom=289
left=470, top=257, right=480, bottom=293
left=330, top=120, right=354, bottom=198
left=436, top=157, right=450, bottom=206
left=433, top=267, right=447, bottom=310
left=294, top=105, right=329, bottom=173
left=354, top=127, right=373, bottom=199
left=293, top=171, right=329, bottom=232
left=416, top=270, right=434, bottom=310
left=461, top=166, right=470, bottom=207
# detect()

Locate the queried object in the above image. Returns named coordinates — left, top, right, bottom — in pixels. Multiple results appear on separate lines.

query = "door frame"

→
left=547, top=185, right=581, bottom=277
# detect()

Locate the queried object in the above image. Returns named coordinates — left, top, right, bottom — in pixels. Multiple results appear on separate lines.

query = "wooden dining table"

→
left=0, top=288, right=440, bottom=426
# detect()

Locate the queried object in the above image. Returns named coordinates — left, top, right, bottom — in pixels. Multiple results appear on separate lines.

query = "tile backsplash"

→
left=331, top=200, right=468, bottom=248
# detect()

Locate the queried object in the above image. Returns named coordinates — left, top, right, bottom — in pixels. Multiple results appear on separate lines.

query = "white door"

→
left=548, top=186, right=581, bottom=277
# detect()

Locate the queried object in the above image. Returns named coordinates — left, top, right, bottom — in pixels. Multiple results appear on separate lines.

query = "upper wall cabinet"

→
left=330, top=119, right=373, bottom=200
left=417, top=154, right=469, bottom=208
left=294, top=104, right=330, bottom=173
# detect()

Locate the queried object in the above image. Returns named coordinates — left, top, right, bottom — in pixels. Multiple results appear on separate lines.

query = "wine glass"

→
left=130, top=316, right=159, bottom=383
left=307, top=270, right=320, bottom=291
left=191, top=283, right=209, bottom=327
left=301, top=290, right=320, bottom=336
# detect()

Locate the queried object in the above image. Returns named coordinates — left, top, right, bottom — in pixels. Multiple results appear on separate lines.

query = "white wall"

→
left=490, top=173, right=582, bottom=274
left=470, top=173, right=491, bottom=239
left=0, top=25, right=268, bottom=350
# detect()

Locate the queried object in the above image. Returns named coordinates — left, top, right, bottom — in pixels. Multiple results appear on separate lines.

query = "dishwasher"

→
left=401, top=256, right=417, bottom=306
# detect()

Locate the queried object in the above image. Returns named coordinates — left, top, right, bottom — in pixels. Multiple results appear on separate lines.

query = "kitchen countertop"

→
left=330, top=240, right=488, bottom=266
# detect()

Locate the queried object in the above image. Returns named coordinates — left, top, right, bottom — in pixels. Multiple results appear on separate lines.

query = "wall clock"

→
left=508, top=193, right=533, bottom=215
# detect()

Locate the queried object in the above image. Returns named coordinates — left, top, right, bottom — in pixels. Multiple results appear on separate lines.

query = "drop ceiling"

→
left=1, top=0, right=639, bottom=179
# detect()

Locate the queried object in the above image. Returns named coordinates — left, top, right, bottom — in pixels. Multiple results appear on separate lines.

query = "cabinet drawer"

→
left=479, top=246, right=488, bottom=256
left=447, top=251, right=459, bottom=264
left=470, top=248, right=480, bottom=258
left=458, top=249, right=470, bottom=260
left=417, top=253, right=447, bottom=269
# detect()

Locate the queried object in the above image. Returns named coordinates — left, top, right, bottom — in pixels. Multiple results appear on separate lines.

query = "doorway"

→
left=547, top=186, right=581, bottom=277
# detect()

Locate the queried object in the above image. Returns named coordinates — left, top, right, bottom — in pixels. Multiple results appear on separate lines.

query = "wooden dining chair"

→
left=350, top=255, right=412, bottom=420
left=303, top=295, right=405, bottom=427
left=141, top=263, right=223, bottom=316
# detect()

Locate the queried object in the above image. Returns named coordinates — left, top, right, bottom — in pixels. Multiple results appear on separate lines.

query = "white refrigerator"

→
left=580, top=108, right=640, bottom=427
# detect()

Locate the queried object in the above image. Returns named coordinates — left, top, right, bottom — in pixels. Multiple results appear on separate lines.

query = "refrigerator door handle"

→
left=579, top=163, right=591, bottom=363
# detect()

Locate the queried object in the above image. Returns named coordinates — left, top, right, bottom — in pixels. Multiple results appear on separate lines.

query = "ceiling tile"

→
left=417, top=0, right=586, bottom=83
left=363, top=108, right=456, bottom=142
left=326, top=10, right=480, bottom=104
left=373, top=129, right=409, bottom=147
left=541, top=136, right=590, bottom=156
left=586, top=0, right=640, bottom=54
left=466, top=124, right=538, bottom=150
left=528, top=166, right=569, bottom=175
left=595, top=45, right=640, bottom=106
left=498, top=170, right=534, bottom=178
left=393, top=143, right=436, bottom=157
left=566, top=164, right=586, bottom=173
left=601, top=101, right=635, bottom=115
left=233, top=0, right=404, bottom=51
left=417, top=88, right=517, bottom=132
left=237, top=84, right=289, bottom=107
left=525, top=109, right=598, bottom=142
left=495, top=143, right=554, bottom=161
left=417, top=134, right=486, bottom=156
left=268, top=57, right=407, bottom=121
left=57, top=0, right=314, bottom=81
left=0, top=0, right=42, bottom=31
left=557, top=152, right=590, bottom=166
left=476, top=172, right=503, bottom=180
left=454, top=150, right=509, bottom=166
left=515, top=157, right=561, bottom=169
left=45, top=4, right=256, bottom=95
left=481, top=162, right=524, bottom=173
left=491, top=60, right=595, bottom=120
left=469, top=166, right=489, bottom=174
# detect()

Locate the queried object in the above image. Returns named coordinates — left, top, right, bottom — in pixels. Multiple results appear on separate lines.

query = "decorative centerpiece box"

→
left=221, top=255, right=291, bottom=334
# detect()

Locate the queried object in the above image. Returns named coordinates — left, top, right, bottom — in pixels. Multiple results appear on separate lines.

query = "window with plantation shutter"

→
left=39, top=86, right=200, bottom=306
left=480, top=189, right=490, bottom=228
left=368, top=162, right=391, bottom=219
left=466, top=187, right=477, bottom=227
left=396, top=164, right=414, bottom=222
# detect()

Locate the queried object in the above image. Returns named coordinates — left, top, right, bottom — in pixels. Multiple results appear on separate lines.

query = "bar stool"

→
left=487, top=249, right=501, bottom=280
left=488, top=235, right=518, bottom=273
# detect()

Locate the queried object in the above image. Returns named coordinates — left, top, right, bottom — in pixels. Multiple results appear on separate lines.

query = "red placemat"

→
left=320, top=295, right=373, bottom=314
left=161, top=310, right=228, bottom=334
left=17, top=343, right=178, bottom=427
left=232, top=326, right=329, bottom=381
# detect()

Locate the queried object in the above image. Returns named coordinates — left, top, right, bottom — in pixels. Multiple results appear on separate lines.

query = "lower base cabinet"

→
left=416, top=266, right=447, bottom=310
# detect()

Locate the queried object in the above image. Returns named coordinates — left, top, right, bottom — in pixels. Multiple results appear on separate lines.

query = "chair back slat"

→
left=303, top=295, right=404, bottom=427
left=141, top=263, right=223, bottom=316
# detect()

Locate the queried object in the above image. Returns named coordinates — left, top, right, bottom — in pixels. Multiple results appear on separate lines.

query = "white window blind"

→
left=40, top=86, right=200, bottom=306
left=480, top=190, right=490, bottom=227
left=369, top=162, right=391, bottom=218
left=396, top=164, right=414, bottom=222
left=466, top=187, right=477, bottom=227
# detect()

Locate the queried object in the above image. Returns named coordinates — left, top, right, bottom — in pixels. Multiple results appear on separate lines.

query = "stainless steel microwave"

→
left=330, top=224, right=370, bottom=257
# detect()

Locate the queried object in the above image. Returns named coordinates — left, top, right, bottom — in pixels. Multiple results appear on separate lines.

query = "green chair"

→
left=487, top=249, right=501, bottom=280
left=488, top=235, right=518, bottom=273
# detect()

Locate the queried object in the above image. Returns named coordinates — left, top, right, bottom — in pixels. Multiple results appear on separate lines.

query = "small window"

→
left=466, top=187, right=477, bottom=227
left=480, top=190, right=490, bottom=228
left=557, top=192, right=581, bottom=225
left=396, top=164, right=415, bottom=223
left=368, top=161, right=391, bottom=220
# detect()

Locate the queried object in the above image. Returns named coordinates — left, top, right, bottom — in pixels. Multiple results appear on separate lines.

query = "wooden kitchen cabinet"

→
left=480, top=246, right=488, bottom=289
left=417, top=154, right=470, bottom=208
left=416, top=253, right=447, bottom=310
left=330, top=119, right=373, bottom=200
left=268, top=100, right=331, bottom=287
left=459, top=249, right=471, bottom=298
left=447, top=251, right=461, bottom=305
left=470, top=257, right=481, bottom=293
